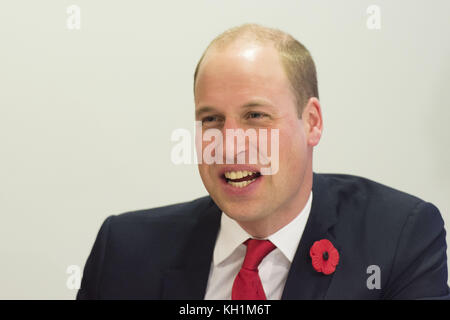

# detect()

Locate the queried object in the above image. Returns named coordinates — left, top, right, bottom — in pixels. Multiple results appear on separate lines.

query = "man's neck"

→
left=236, top=172, right=313, bottom=238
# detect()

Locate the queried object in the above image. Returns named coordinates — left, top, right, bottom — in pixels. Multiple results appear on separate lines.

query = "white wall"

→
left=0, top=0, right=449, bottom=299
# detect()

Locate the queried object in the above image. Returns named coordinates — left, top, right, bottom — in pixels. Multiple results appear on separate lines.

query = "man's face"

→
left=195, top=41, right=313, bottom=228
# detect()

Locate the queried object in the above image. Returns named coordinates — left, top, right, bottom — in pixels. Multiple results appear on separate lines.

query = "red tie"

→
left=231, top=239, right=276, bottom=300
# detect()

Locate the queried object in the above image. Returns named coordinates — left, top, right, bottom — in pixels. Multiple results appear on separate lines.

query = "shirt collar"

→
left=213, top=191, right=313, bottom=266
left=268, top=191, right=313, bottom=262
left=213, top=210, right=252, bottom=266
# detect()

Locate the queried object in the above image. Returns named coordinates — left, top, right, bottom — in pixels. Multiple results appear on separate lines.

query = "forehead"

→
left=194, top=42, right=293, bottom=106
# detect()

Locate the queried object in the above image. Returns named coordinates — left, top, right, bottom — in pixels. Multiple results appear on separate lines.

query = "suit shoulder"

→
left=315, top=172, right=437, bottom=231
left=110, top=195, right=215, bottom=224
left=314, top=173, right=447, bottom=299
left=318, top=172, right=425, bottom=211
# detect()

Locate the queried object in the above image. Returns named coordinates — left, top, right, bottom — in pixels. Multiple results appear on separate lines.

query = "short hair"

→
left=193, top=23, right=319, bottom=118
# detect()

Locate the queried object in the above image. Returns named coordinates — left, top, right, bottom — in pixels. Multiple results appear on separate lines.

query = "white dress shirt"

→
left=204, top=191, right=313, bottom=300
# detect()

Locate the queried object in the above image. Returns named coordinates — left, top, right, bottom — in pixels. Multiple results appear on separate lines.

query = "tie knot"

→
left=242, top=239, right=276, bottom=271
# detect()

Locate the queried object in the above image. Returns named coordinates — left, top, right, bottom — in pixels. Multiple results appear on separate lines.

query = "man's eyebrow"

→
left=195, top=106, right=216, bottom=118
left=241, top=100, right=275, bottom=109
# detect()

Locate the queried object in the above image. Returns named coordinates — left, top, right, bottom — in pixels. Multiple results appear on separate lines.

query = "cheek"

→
left=198, top=164, right=211, bottom=181
left=278, top=126, right=307, bottom=169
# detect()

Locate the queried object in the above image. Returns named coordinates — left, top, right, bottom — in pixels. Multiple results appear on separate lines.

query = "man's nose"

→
left=222, top=118, right=248, bottom=164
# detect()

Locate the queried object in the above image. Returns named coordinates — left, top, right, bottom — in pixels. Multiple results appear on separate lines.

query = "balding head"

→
left=194, top=23, right=319, bottom=117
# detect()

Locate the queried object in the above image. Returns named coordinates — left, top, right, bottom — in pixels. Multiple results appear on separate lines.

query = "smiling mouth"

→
left=223, top=170, right=262, bottom=188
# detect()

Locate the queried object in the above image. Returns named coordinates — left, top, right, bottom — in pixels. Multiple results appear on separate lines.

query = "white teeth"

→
left=224, top=170, right=256, bottom=179
left=227, top=178, right=257, bottom=188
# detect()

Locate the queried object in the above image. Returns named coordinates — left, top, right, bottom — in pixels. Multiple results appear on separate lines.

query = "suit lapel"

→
left=281, top=173, right=341, bottom=299
left=161, top=198, right=221, bottom=299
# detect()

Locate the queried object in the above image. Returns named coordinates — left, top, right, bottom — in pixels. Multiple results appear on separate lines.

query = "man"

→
left=77, top=24, right=449, bottom=299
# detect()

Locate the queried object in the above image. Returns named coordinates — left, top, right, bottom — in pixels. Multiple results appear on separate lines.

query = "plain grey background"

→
left=0, top=0, right=449, bottom=299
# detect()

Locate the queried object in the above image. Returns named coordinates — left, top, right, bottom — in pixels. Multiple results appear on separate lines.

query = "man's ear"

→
left=302, top=97, right=323, bottom=147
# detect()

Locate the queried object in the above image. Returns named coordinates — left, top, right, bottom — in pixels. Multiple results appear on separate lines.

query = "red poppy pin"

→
left=309, top=239, right=339, bottom=275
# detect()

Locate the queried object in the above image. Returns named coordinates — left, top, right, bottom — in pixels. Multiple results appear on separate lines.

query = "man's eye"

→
left=202, top=116, right=218, bottom=123
left=247, top=112, right=267, bottom=119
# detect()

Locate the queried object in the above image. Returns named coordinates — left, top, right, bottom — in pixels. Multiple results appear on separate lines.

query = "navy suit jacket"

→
left=77, top=173, right=449, bottom=299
